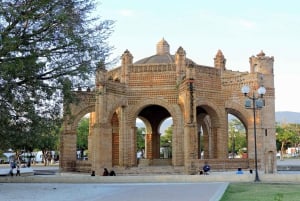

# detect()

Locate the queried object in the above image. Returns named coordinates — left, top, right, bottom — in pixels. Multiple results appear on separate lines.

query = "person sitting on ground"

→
left=236, top=167, right=244, bottom=174
left=202, top=162, right=211, bottom=175
left=109, top=170, right=116, bottom=176
left=102, top=168, right=109, bottom=176
left=91, top=170, right=95, bottom=176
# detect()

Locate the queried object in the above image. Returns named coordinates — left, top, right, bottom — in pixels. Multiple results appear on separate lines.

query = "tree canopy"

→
left=160, top=126, right=172, bottom=147
left=0, top=0, right=114, bottom=150
left=136, top=127, right=145, bottom=152
left=276, top=123, right=300, bottom=159
left=77, top=117, right=89, bottom=151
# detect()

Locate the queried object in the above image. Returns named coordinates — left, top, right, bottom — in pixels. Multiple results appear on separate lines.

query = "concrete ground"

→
left=0, top=182, right=228, bottom=201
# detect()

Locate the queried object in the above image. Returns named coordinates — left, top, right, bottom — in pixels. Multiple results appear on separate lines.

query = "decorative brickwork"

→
left=61, top=39, right=276, bottom=175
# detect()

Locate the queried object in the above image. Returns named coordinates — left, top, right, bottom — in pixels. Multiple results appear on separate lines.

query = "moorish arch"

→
left=129, top=98, right=181, bottom=128
left=225, top=101, right=249, bottom=127
left=60, top=92, right=95, bottom=172
left=226, top=101, right=259, bottom=160
left=70, top=105, right=95, bottom=130
left=195, top=100, right=225, bottom=160
left=61, top=39, right=276, bottom=174
left=129, top=98, right=184, bottom=165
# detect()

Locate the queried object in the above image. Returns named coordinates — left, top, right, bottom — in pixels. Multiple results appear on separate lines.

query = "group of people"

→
left=102, top=168, right=116, bottom=176
left=91, top=168, right=116, bottom=176
left=199, top=162, right=246, bottom=175
left=93, top=163, right=246, bottom=176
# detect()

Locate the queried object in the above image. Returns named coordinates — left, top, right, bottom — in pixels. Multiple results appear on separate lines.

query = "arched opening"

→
left=196, top=106, right=219, bottom=159
left=136, top=118, right=146, bottom=160
left=76, top=113, right=90, bottom=161
left=136, top=104, right=171, bottom=163
left=159, top=117, right=173, bottom=159
left=228, top=114, right=247, bottom=159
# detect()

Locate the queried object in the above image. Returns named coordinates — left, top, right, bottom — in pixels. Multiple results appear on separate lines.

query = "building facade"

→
left=60, top=39, right=276, bottom=175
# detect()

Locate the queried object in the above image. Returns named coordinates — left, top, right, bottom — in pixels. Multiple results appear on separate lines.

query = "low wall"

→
left=75, top=160, right=91, bottom=173
left=192, top=159, right=256, bottom=171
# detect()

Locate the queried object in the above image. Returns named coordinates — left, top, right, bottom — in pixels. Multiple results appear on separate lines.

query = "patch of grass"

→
left=220, top=183, right=300, bottom=201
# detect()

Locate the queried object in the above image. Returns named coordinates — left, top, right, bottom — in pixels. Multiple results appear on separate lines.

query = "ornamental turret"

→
left=121, top=49, right=133, bottom=84
left=175, top=46, right=186, bottom=83
left=214, top=49, right=226, bottom=71
left=249, top=50, right=274, bottom=75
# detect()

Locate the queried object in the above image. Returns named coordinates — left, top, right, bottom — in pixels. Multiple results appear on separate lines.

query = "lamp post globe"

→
left=241, top=85, right=266, bottom=182
left=257, top=86, right=266, bottom=96
left=241, top=85, right=250, bottom=95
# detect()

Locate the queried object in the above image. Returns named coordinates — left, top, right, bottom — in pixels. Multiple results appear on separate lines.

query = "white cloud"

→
left=237, top=18, right=256, bottom=29
left=119, top=9, right=134, bottom=17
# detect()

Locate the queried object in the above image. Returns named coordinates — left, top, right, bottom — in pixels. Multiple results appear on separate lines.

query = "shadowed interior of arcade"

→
left=136, top=105, right=172, bottom=165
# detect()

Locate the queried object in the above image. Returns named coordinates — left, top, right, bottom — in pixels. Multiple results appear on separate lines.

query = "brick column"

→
left=60, top=130, right=77, bottom=172
left=184, top=123, right=197, bottom=174
left=145, top=133, right=153, bottom=159
left=92, top=123, right=112, bottom=176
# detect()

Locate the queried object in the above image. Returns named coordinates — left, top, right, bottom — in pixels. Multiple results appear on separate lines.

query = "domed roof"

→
left=134, top=38, right=195, bottom=65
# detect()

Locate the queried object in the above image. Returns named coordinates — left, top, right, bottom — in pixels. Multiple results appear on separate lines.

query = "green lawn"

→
left=220, top=182, right=300, bottom=201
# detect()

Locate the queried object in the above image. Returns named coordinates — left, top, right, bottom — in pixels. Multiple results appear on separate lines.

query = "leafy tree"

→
left=0, top=0, right=114, bottom=150
left=160, top=126, right=172, bottom=158
left=160, top=126, right=172, bottom=146
left=228, top=118, right=247, bottom=157
left=136, top=127, right=145, bottom=152
left=276, top=123, right=300, bottom=160
left=35, top=117, right=60, bottom=165
left=77, top=117, right=89, bottom=156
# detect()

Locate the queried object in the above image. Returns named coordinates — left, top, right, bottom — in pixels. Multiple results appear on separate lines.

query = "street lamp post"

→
left=241, top=85, right=266, bottom=182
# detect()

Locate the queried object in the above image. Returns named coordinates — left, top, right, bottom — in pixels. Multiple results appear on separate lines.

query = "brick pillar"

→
left=184, top=123, right=197, bottom=174
left=214, top=126, right=227, bottom=159
left=112, top=132, right=119, bottom=166
left=172, top=123, right=184, bottom=166
left=145, top=133, right=153, bottom=159
left=88, top=112, right=96, bottom=163
left=119, top=105, right=134, bottom=166
left=60, top=130, right=77, bottom=172
left=92, top=123, right=112, bottom=176
left=111, top=113, right=119, bottom=166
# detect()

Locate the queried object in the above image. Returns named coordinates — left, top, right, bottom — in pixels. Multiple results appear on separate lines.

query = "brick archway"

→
left=195, top=100, right=224, bottom=160
left=61, top=39, right=276, bottom=175
left=60, top=91, right=95, bottom=172
left=129, top=98, right=184, bottom=166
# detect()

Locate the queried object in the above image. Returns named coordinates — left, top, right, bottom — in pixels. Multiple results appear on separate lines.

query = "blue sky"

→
left=96, top=0, right=300, bottom=112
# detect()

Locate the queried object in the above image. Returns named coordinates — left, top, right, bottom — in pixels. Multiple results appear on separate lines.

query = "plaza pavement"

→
left=1, top=159, right=300, bottom=201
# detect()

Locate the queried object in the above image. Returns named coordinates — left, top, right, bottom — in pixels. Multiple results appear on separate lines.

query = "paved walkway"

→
left=0, top=182, right=228, bottom=201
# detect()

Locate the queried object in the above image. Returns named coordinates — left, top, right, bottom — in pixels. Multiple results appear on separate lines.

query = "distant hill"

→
left=276, top=111, right=300, bottom=124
